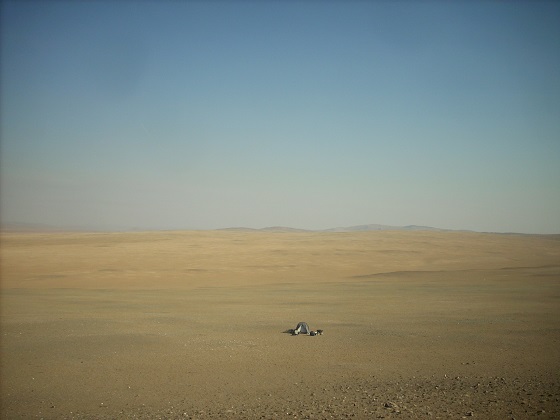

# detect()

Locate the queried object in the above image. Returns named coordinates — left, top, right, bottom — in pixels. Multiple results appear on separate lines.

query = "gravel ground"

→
left=29, top=374, right=558, bottom=419
left=2, top=231, right=559, bottom=420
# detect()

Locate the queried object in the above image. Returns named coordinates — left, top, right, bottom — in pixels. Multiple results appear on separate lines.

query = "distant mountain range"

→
left=323, top=224, right=454, bottom=232
left=4, top=222, right=555, bottom=236
left=2, top=222, right=457, bottom=233
left=219, top=224, right=463, bottom=233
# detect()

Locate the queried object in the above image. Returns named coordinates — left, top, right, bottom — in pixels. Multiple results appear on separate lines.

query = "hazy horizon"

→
left=2, top=1, right=559, bottom=234
left=2, top=220, right=558, bottom=235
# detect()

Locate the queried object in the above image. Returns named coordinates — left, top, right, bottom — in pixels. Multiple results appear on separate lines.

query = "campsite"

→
left=3, top=0, right=559, bottom=417
left=1, top=230, right=560, bottom=418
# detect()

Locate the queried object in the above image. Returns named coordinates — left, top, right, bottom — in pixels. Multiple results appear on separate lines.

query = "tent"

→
left=293, top=322, right=310, bottom=335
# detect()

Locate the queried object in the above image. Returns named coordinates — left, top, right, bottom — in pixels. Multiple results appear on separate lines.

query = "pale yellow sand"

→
left=1, top=231, right=560, bottom=418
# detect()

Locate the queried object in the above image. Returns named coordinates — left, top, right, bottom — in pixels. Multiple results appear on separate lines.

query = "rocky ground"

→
left=36, top=375, right=560, bottom=419
left=2, top=231, right=559, bottom=419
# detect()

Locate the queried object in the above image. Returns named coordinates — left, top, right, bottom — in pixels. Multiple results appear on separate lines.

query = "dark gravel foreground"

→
left=34, top=375, right=559, bottom=419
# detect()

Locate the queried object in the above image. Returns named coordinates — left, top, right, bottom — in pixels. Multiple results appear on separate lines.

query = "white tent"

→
left=293, top=322, right=310, bottom=335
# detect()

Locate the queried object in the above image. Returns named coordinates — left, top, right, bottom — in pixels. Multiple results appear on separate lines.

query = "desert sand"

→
left=1, top=230, right=560, bottom=419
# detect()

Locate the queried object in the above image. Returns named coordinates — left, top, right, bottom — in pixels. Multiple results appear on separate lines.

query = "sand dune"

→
left=1, top=231, right=560, bottom=418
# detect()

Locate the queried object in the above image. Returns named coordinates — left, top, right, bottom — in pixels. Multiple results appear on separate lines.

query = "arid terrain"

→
left=1, top=230, right=560, bottom=419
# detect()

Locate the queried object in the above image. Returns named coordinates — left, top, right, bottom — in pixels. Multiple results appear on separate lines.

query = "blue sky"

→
left=1, top=1, right=559, bottom=233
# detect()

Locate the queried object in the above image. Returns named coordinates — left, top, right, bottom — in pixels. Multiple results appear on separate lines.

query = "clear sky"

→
left=1, top=1, right=559, bottom=233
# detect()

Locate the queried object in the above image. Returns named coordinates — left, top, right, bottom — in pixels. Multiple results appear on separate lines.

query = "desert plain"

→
left=1, top=229, right=560, bottom=419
